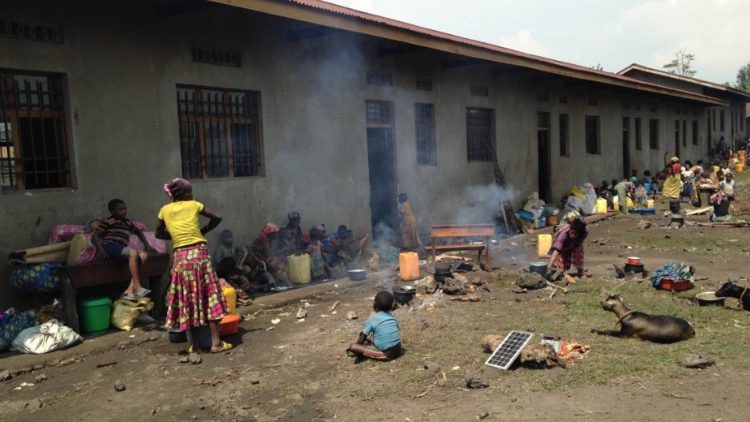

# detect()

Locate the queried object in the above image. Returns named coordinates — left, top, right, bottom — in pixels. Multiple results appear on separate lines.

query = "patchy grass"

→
left=380, top=272, right=750, bottom=395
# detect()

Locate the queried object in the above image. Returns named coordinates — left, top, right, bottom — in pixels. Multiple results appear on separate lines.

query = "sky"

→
left=327, top=0, right=749, bottom=84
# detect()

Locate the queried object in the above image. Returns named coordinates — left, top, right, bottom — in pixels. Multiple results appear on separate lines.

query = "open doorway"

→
left=365, top=100, right=398, bottom=238
left=537, top=112, right=551, bottom=202
left=622, top=117, right=631, bottom=178
left=674, top=120, right=681, bottom=158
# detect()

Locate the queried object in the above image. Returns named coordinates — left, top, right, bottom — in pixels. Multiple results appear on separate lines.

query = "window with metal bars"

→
left=692, top=120, right=699, bottom=145
left=414, top=103, right=436, bottom=166
left=585, top=115, right=600, bottom=154
left=466, top=107, right=494, bottom=162
left=635, top=117, right=642, bottom=151
left=649, top=118, right=659, bottom=150
left=0, top=70, right=71, bottom=191
left=176, top=85, right=263, bottom=179
left=559, top=114, right=569, bottom=157
left=365, top=100, right=393, bottom=126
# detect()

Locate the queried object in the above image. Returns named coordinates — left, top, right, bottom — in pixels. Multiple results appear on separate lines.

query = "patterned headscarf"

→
left=262, top=222, right=280, bottom=237
left=163, top=178, right=192, bottom=199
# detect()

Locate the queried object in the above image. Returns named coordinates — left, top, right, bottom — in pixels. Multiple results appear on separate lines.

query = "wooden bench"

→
left=425, top=224, right=494, bottom=265
left=59, top=253, right=171, bottom=333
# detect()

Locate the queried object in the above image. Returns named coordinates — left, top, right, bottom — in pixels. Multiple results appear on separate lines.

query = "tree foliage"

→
left=663, top=50, right=696, bottom=77
left=733, top=61, right=750, bottom=93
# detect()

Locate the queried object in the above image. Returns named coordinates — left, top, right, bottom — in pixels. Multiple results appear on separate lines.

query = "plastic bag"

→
left=10, top=319, right=82, bottom=354
left=111, top=298, right=154, bottom=331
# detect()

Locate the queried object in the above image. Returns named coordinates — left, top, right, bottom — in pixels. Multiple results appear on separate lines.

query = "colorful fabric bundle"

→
left=650, top=262, right=694, bottom=291
left=8, top=263, right=66, bottom=294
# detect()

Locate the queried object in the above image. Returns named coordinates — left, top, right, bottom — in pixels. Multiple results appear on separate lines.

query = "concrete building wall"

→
left=0, top=0, right=720, bottom=310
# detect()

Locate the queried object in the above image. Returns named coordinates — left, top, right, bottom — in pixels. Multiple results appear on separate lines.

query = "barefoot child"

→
left=94, top=199, right=156, bottom=300
left=156, top=178, right=232, bottom=353
left=347, top=291, right=402, bottom=361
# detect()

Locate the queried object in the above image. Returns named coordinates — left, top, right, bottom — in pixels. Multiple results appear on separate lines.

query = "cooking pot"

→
left=529, top=261, right=548, bottom=276
left=348, top=269, right=367, bottom=281
left=624, top=263, right=644, bottom=273
left=168, top=328, right=187, bottom=343
left=392, top=285, right=416, bottom=305
left=696, top=291, right=725, bottom=307
left=627, top=257, right=641, bottom=266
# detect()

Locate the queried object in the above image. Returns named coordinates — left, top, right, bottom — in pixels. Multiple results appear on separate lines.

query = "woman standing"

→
left=156, top=178, right=231, bottom=353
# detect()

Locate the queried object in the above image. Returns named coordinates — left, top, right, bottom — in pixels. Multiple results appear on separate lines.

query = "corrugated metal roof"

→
left=211, top=0, right=727, bottom=105
left=619, top=63, right=750, bottom=100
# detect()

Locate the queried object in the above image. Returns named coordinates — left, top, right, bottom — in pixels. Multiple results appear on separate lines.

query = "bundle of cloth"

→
left=650, top=262, right=694, bottom=291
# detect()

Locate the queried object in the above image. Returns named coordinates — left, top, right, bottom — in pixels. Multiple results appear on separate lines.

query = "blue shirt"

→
left=362, top=311, right=401, bottom=351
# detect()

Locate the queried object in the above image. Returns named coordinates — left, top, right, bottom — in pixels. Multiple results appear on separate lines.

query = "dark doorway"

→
left=674, top=120, right=681, bottom=158
left=707, top=113, right=711, bottom=155
left=622, top=117, right=630, bottom=178
left=365, top=101, right=398, bottom=237
left=537, top=112, right=551, bottom=201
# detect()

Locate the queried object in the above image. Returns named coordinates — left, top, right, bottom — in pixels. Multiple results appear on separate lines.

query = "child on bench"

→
left=94, top=199, right=157, bottom=300
left=347, top=291, right=402, bottom=361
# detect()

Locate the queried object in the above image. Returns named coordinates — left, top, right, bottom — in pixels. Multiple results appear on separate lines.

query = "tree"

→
left=591, top=63, right=604, bottom=71
left=733, top=61, right=750, bottom=93
left=663, top=50, right=696, bottom=77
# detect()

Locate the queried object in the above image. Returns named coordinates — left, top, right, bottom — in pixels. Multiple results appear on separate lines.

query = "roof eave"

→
left=209, top=0, right=727, bottom=106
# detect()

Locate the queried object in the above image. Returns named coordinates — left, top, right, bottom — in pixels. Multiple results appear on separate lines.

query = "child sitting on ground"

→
left=347, top=291, right=402, bottom=361
left=94, top=199, right=156, bottom=300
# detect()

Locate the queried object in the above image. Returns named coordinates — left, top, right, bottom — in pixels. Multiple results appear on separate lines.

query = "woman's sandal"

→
left=210, top=341, right=233, bottom=353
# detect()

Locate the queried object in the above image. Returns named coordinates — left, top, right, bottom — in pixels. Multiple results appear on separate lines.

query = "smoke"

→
left=448, top=183, right=518, bottom=226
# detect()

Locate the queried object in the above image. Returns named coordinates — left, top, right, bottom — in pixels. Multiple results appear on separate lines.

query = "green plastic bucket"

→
left=78, top=297, right=112, bottom=335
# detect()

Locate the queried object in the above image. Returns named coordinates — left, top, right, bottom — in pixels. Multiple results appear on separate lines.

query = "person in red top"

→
left=94, top=199, right=157, bottom=300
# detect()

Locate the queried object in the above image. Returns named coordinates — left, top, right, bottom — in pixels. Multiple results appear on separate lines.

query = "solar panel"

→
left=484, top=331, right=533, bottom=370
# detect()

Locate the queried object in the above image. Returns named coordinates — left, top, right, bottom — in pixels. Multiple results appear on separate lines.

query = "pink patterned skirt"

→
left=164, top=243, right=227, bottom=332
left=553, top=245, right=584, bottom=271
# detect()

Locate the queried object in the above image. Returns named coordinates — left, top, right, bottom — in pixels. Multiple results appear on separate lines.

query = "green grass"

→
left=377, top=273, right=750, bottom=394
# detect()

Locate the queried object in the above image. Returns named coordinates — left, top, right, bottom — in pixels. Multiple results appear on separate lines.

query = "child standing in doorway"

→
left=156, top=178, right=232, bottom=353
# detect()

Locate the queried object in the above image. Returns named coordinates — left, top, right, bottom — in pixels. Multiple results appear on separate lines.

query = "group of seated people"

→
left=211, top=211, right=367, bottom=303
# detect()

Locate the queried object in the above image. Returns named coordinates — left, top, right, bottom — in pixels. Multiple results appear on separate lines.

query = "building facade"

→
left=0, top=0, right=737, bottom=308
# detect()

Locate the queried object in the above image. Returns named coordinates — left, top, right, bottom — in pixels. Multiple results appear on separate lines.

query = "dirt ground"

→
left=3, top=181, right=750, bottom=421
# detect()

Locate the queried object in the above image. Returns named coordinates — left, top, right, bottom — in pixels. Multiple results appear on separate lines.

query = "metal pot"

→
left=624, top=263, right=645, bottom=273
left=529, top=261, right=548, bottom=276
left=392, top=285, right=416, bottom=305
left=696, top=291, right=725, bottom=307
left=627, top=257, right=641, bottom=266
left=348, top=269, right=367, bottom=281
left=168, top=329, right=187, bottom=343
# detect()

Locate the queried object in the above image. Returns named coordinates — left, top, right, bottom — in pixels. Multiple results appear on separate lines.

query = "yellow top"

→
left=157, top=200, right=207, bottom=249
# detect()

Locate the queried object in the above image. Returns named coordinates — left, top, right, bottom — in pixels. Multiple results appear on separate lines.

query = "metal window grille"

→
left=466, top=107, right=494, bottom=162
left=191, top=47, right=241, bottom=67
left=415, top=103, right=436, bottom=166
left=365, top=100, right=393, bottom=126
left=0, top=20, right=64, bottom=44
left=367, top=71, right=393, bottom=86
left=682, top=120, right=687, bottom=147
left=692, top=120, right=699, bottom=145
left=649, top=119, right=659, bottom=150
left=537, top=112, right=550, bottom=129
left=559, top=114, right=569, bottom=157
left=176, top=85, right=263, bottom=179
left=0, top=70, right=70, bottom=191
left=712, top=109, right=716, bottom=130
left=470, top=84, right=488, bottom=97
left=634, top=118, right=642, bottom=151
left=585, top=115, right=600, bottom=154
left=416, top=77, right=433, bottom=91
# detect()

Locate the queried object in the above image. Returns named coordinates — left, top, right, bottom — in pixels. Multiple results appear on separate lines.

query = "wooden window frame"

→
left=634, top=117, right=642, bottom=151
left=649, top=118, right=659, bottom=150
left=466, top=107, right=495, bottom=162
left=585, top=115, right=600, bottom=155
left=414, top=103, right=437, bottom=166
left=176, top=84, right=264, bottom=180
left=0, top=69, right=72, bottom=192
left=559, top=113, right=569, bottom=157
